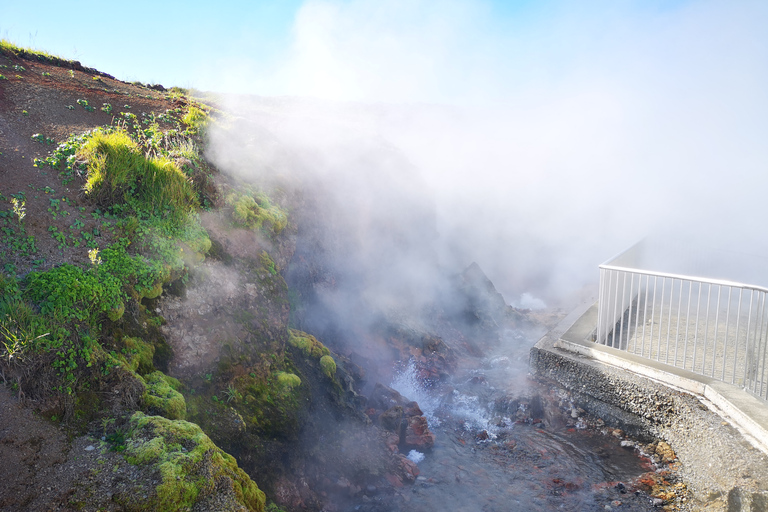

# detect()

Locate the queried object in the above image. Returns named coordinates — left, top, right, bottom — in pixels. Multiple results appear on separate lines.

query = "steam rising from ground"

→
left=207, top=0, right=768, bottom=308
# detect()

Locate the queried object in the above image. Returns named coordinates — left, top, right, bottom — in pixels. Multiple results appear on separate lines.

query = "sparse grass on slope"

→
left=0, top=39, right=109, bottom=77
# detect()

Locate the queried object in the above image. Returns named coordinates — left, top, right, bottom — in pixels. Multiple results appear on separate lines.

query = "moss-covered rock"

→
left=139, top=281, right=163, bottom=300
left=108, top=301, right=126, bottom=321
left=288, top=329, right=330, bottom=359
left=124, top=412, right=265, bottom=512
left=319, top=355, right=336, bottom=379
left=226, top=190, right=287, bottom=235
left=275, top=371, right=301, bottom=393
left=123, top=336, right=155, bottom=375
left=143, top=371, right=186, bottom=420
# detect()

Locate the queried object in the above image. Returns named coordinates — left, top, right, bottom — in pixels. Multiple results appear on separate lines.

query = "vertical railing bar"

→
left=703, top=284, right=712, bottom=375
left=752, top=293, right=765, bottom=396
left=712, top=285, right=722, bottom=378
left=665, top=278, right=675, bottom=365
left=758, top=294, right=768, bottom=398
left=618, top=272, right=628, bottom=349
left=684, top=280, right=693, bottom=371
left=656, top=277, right=666, bottom=361
left=747, top=291, right=759, bottom=391
left=693, top=282, right=702, bottom=372
left=749, top=293, right=765, bottom=393
left=633, top=273, right=642, bottom=355
left=674, top=279, right=684, bottom=367
left=650, top=276, right=658, bottom=360
left=625, top=273, right=635, bottom=350
left=642, top=275, right=650, bottom=357
left=732, top=288, right=743, bottom=385
left=597, top=268, right=604, bottom=344
left=610, top=269, right=617, bottom=348
left=722, top=287, right=732, bottom=382
left=745, top=291, right=755, bottom=389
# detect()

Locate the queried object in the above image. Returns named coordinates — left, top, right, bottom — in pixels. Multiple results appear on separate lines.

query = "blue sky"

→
left=0, top=0, right=694, bottom=101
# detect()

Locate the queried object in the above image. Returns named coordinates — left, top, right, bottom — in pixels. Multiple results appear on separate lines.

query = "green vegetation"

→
left=0, top=46, right=296, bottom=508
left=288, top=329, right=330, bottom=359
left=227, top=188, right=287, bottom=235
left=124, top=412, right=265, bottom=512
left=220, top=366, right=307, bottom=438
left=120, top=336, right=155, bottom=374
left=181, top=105, right=209, bottom=135
left=319, top=355, right=336, bottom=379
left=0, top=117, right=215, bottom=398
left=275, top=371, right=301, bottom=392
left=79, top=129, right=198, bottom=218
left=143, top=371, right=186, bottom=420
left=0, top=39, right=68, bottom=64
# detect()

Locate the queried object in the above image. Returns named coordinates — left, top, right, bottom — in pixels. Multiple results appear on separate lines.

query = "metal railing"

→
left=596, top=242, right=768, bottom=401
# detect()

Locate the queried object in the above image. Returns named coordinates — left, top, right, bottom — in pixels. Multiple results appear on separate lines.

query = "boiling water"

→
left=350, top=328, right=661, bottom=511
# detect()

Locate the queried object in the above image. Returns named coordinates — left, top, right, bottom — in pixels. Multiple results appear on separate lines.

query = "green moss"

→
left=143, top=371, right=186, bottom=420
left=226, top=189, right=287, bottom=235
left=219, top=366, right=307, bottom=438
left=123, top=336, right=155, bottom=374
left=125, top=412, right=265, bottom=512
left=288, top=329, right=330, bottom=359
left=259, top=251, right=278, bottom=275
left=320, top=355, right=336, bottom=379
left=107, top=302, right=125, bottom=321
left=140, top=281, right=163, bottom=300
left=275, top=371, right=301, bottom=393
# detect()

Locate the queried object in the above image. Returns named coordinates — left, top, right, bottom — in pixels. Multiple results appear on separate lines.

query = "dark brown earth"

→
left=0, top=49, right=185, bottom=274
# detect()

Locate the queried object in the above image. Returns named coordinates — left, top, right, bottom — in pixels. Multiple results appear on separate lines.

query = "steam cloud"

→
left=206, top=0, right=768, bottom=309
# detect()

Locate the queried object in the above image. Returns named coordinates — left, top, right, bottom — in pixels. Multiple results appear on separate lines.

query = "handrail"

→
left=596, top=261, right=768, bottom=402
left=600, top=264, right=768, bottom=295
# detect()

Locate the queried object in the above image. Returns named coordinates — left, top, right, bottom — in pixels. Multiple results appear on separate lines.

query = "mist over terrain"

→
left=202, top=0, right=768, bottom=311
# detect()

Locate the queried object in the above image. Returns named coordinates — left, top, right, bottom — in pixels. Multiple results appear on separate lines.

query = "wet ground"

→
left=345, top=327, right=684, bottom=511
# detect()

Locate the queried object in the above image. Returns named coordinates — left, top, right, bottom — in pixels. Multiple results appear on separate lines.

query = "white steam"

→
left=206, top=0, right=768, bottom=307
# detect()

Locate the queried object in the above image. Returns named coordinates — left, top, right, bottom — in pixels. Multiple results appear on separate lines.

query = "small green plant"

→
left=224, top=384, right=241, bottom=403
left=100, top=103, right=112, bottom=114
left=22, top=110, right=28, bottom=116
left=66, top=105, right=74, bottom=110
left=68, top=69, right=74, bottom=78
left=0, top=321, right=48, bottom=364
left=12, top=64, right=25, bottom=71
left=42, top=71, right=50, bottom=77
left=48, top=226, right=67, bottom=248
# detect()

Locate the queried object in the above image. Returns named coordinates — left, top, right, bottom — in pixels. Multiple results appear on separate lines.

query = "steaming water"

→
left=357, top=328, right=660, bottom=512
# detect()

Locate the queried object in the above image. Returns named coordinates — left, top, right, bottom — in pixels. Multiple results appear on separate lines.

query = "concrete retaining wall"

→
left=530, top=302, right=768, bottom=509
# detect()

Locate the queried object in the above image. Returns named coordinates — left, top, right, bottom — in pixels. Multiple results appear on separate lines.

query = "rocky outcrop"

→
left=367, top=383, right=435, bottom=450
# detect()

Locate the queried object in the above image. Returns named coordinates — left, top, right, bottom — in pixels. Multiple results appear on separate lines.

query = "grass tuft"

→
left=79, top=129, right=199, bottom=218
